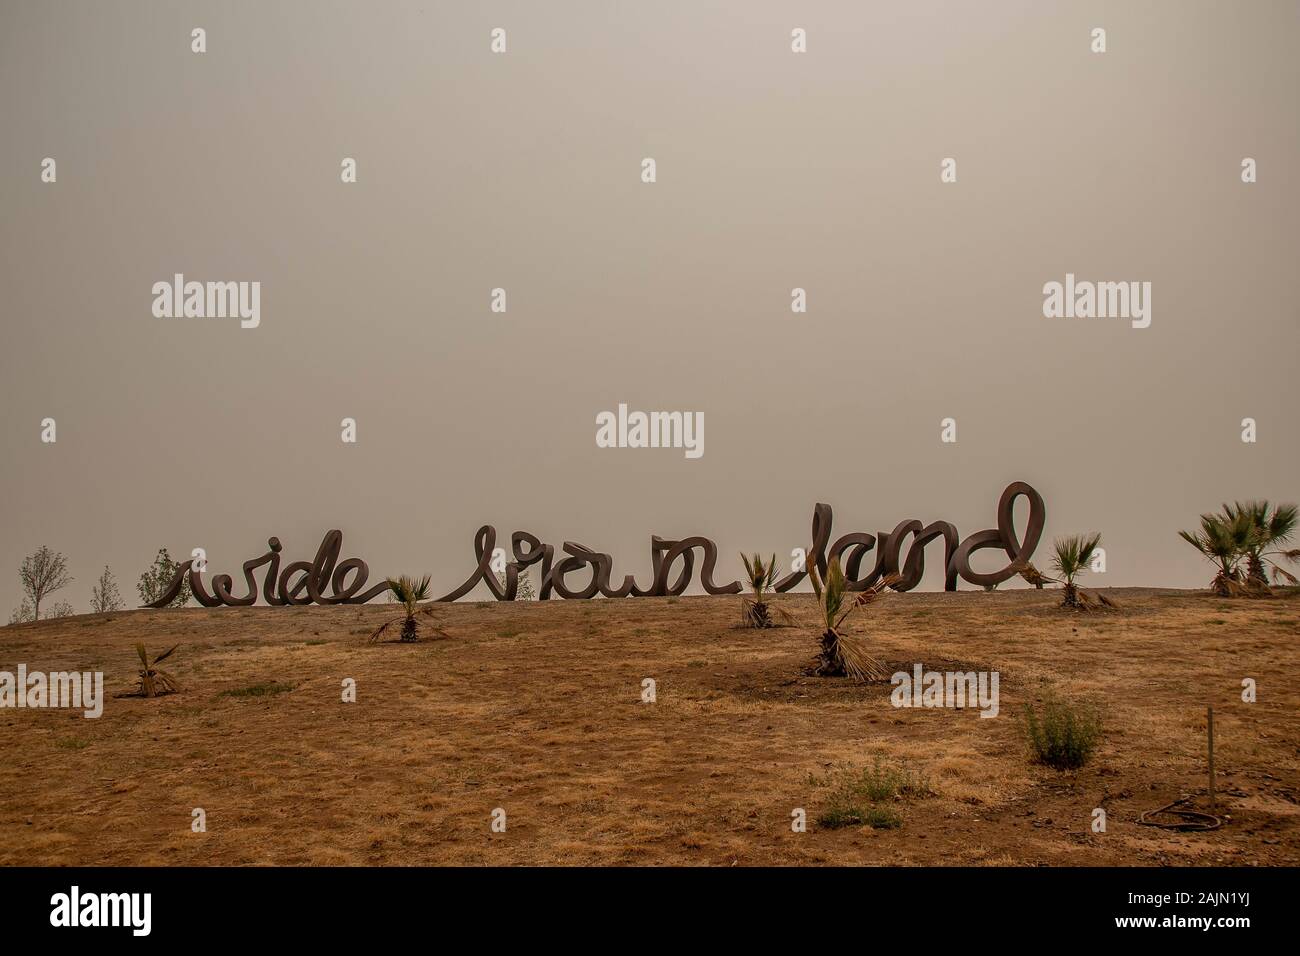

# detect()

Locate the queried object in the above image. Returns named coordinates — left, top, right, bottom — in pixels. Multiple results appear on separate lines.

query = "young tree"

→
left=18, top=546, right=73, bottom=621
left=370, top=575, right=447, bottom=643
left=91, top=565, right=125, bottom=613
left=1051, top=533, right=1102, bottom=608
left=739, top=553, right=779, bottom=627
left=137, top=548, right=191, bottom=608
left=515, top=567, right=537, bottom=601
left=1179, top=512, right=1253, bottom=597
left=494, top=567, right=537, bottom=600
left=131, top=644, right=180, bottom=698
left=45, top=601, right=75, bottom=619
left=807, top=556, right=899, bottom=681
left=1224, top=500, right=1299, bottom=589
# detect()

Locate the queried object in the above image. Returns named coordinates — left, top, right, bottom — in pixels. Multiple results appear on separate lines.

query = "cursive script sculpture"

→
left=143, top=481, right=1045, bottom=607
left=144, top=530, right=392, bottom=608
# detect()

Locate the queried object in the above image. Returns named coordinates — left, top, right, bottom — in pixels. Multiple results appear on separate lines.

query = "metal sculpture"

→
left=143, top=481, right=1045, bottom=607
left=144, top=531, right=392, bottom=608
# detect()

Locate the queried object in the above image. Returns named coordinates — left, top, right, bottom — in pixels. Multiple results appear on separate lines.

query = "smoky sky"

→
left=1, top=0, right=1297, bottom=614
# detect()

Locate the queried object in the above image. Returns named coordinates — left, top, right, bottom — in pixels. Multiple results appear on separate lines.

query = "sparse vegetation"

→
left=813, top=759, right=931, bottom=829
left=820, top=803, right=902, bottom=830
left=807, top=556, right=898, bottom=681
left=219, top=681, right=295, bottom=698
left=1023, top=692, right=1102, bottom=770
left=370, top=575, right=447, bottom=643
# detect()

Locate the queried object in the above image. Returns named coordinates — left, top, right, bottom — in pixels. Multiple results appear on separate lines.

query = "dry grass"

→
left=1, top=588, right=1297, bottom=866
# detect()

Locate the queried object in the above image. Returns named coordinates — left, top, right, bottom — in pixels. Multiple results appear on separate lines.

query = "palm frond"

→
left=823, top=557, right=847, bottom=629
left=835, top=632, right=890, bottom=683
left=1267, top=504, right=1298, bottom=544
left=768, top=605, right=797, bottom=626
left=388, top=574, right=432, bottom=607
left=415, top=607, right=451, bottom=639
left=152, top=644, right=179, bottom=665
left=740, top=552, right=755, bottom=582
left=833, top=572, right=898, bottom=630
left=739, top=552, right=779, bottom=599
left=807, top=552, right=825, bottom=604
left=1014, top=561, right=1054, bottom=587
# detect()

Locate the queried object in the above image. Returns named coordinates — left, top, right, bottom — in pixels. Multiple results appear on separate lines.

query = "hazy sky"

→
left=2, top=0, right=1297, bottom=614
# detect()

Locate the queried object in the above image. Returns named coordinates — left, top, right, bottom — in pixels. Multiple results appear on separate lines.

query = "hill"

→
left=1, top=588, right=1296, bottom=865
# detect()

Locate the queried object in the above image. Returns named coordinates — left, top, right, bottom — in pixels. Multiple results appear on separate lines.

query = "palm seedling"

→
left=370, top=575, right=447, bottom=643
left=1224, top=500, right=1299, bottom=590
left=133, top=643, right=180, bottom=697
left=1051, top=533, right=1103, bottom=609
left=739, top=552, right=780, bottom=628
left=807, top=555, right=899, bottom=682
left=1179, top=511, right=1254, bottom=597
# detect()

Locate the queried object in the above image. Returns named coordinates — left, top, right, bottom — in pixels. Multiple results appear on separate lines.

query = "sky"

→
left=1, top=0, right=1297, bottom=614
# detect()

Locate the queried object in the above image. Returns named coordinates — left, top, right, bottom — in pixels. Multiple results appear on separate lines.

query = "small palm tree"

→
left=1225, top=500, right=1299, bottom=590
left=1179, top=512, right=1253, bottom=597
left=134, top=643, right=180, bottom=697
left=1051, top=533, right=1101, bottom=608
left=370, top=575, right=447, bottom=643
left=807, top=556, right=898, bottom=682
left=739, top=553, right=780, bottom=628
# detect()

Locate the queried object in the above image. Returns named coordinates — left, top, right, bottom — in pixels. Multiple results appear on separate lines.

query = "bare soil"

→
left=1, top=588, right=1296, bottom=866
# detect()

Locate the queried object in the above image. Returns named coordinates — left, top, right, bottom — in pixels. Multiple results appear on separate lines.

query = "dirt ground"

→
left=1, top=587, right=1296, bottom=866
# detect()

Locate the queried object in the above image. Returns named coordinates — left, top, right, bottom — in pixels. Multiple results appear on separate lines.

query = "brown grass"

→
left=1, top=588, right=1296, bottom=866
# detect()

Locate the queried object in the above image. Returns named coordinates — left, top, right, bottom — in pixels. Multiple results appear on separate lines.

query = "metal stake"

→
left=1207, top=705, right=1216, bottom=809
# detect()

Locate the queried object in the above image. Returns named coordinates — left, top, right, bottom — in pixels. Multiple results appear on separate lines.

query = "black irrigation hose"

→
left=1137, top=797, right=1224, bottom=832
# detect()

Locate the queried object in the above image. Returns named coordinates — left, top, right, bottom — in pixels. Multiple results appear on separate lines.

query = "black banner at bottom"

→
left=0, top=865, right=1278, bottom=941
